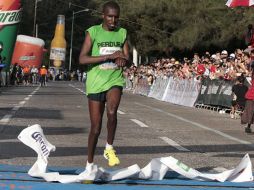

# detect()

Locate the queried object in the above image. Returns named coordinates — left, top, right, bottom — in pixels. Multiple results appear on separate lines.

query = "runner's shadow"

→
left=0, top=143, right=253, bottom=159
left=0, top=124, right=87, bottom=140
left=13, top=107, right=63, bottom=119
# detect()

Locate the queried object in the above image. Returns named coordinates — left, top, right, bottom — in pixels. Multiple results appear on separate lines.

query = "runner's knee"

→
left=90, top=125, right=101, bottom=137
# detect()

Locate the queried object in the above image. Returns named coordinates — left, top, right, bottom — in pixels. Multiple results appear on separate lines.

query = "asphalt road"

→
left=0, top=81, right=253, bottom=173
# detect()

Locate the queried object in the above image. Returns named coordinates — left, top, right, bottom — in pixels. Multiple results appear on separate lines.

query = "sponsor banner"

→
left=140, top=77, right=200, bottom=107
left=0, top=9, right=22, bottom=25
left=0, top=0, right=22, bottom=71
left=196, top=78, right=234, bottom=107
left=18, top=124, right=56, bottom=177
left=162, top=78, right=200, bottom=107
left=131, top=77, right=235, bottom=108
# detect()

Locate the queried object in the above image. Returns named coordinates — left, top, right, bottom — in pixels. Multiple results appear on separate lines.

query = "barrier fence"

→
left=196, top=78, right=234, bottom=108
left=125, top=76, right=235, bottom=108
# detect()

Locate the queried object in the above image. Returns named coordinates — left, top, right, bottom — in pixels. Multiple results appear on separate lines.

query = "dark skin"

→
left=79, top=6, right=129, bottom=163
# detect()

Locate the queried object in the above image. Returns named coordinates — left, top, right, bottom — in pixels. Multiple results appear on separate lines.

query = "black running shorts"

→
left=87, top=85, right=123, bottom=102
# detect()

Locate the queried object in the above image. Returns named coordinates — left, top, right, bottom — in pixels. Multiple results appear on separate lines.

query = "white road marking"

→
left=117, top=110, right=126, bottom=115
left=12, top=106, right=20, bottom=111
left=159, top=137, right=190, bottom=152
left=0, top=139, right=19, bottom=143
left=0, top=115, right=12, bottom=123
left=19, top=101, right=26, bottom=105
left=0, top=87, right=39, bottom=124
left=213, top=167, right=227, bottom=172
left=135, top=102, right=254, bottom=147
left=130, top=119, right=149, bottom=128
left=69, top=85, right=86, bottom=95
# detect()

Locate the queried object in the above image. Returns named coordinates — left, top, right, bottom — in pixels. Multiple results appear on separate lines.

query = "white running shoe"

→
left=78, top=163, right=98, bottom=182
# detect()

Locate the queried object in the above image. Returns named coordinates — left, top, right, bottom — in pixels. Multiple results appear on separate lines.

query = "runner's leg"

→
left=106, top=87, right=122, bottom=145
left=87, top=99, right=105, bottom=163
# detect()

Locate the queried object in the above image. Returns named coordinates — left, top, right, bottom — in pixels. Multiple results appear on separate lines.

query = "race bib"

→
left=99, top=47, right=121, bottom=70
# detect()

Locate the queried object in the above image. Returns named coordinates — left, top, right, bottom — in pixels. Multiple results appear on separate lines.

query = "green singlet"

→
left=86, top=24, right=127, bottom=95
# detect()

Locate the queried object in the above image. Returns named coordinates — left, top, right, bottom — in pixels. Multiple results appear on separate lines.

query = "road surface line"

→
left=135, top=102, right=254, bottom=147
left=130, top=119, right=149, bottom=128
left=213, top=167, right=227, bottom=172
left=0, top=139, right=19, bottom=142
left=0, top=87, right=37, bottom=124
left=0, top=115, right=12, bottom=123
left=117, top=110, right=126, bottom=115
left=69, top=85, right=86, bottom=95
left=159, top=136, right=190, bottom=151
left=19, top=101, right=26, bottom=105
left=12, top=106, right=20, bottom=111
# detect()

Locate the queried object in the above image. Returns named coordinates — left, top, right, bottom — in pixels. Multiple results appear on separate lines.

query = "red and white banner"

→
left=226, top=0, right=254, bottom=7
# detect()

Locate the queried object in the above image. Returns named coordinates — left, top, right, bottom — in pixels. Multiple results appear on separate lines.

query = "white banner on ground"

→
left=18, top=124, right=253, bottom=183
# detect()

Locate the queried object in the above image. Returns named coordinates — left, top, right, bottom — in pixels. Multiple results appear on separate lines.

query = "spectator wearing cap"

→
left=229, top=53, right=235, bottom=59
left=221, top=50, right=228, bottom=65
left=221, top=50, right=228, bottom=57
left=205, top=51, right=211, bottom=57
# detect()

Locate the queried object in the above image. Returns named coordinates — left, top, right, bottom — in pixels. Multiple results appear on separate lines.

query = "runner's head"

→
left=102, top=1, right=120, bottom=31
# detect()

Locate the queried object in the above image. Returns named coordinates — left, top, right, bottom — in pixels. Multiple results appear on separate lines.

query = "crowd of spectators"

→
left=124, top=48, right=254, bottom=87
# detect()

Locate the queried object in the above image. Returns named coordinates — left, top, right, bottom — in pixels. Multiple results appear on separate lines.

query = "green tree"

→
left=19, top=0, right=254, bottom=64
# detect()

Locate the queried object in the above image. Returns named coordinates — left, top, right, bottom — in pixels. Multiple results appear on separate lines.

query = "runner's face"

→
left=103, top=7, right=119, bottom=31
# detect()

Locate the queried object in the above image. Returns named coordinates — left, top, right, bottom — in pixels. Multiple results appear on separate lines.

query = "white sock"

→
left=105, top=143, right=113, bottom=150
left=86, top=161, right=94, bottom=170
